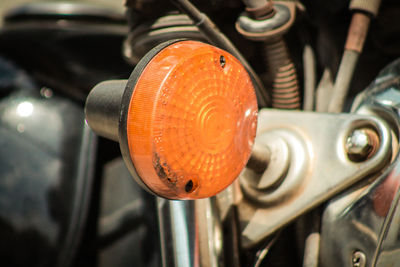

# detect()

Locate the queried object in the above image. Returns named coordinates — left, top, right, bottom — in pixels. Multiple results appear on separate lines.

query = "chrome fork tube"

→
left=157, top=198, right=223, bottom=267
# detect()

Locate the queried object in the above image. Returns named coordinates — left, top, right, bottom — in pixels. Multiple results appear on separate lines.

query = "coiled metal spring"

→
left=264, top=38, right=300, bottom=109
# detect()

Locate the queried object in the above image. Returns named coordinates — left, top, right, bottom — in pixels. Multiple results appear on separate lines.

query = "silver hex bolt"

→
left=346, top=128, right=379, bottom=162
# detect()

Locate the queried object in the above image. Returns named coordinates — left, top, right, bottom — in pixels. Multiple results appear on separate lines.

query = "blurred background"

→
left=0, top=0, right=124, bottom=21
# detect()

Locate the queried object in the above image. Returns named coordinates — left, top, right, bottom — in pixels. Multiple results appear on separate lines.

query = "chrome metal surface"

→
left=157, top=198, right=223, bottom=267
left=238, top=109, right=392, bottom=247
left=320, top=58, right=400, bottom=267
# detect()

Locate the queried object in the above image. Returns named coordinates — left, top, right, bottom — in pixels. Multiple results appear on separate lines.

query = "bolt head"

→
left=346, top=129, right=376, bottom=161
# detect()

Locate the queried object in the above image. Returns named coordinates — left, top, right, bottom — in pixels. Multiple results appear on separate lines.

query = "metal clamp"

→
left=238, top=109, right=392, bottom=247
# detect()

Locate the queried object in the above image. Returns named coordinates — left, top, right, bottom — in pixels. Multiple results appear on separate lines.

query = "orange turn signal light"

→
left=86, top=40, right=258, bottom=199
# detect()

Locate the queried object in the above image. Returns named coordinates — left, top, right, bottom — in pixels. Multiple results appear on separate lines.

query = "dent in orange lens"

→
left=126, top=40, right=257, bottom=199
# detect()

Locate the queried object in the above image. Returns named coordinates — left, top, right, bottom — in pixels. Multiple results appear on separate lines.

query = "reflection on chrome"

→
left=16, top=101, right=33, bottom=117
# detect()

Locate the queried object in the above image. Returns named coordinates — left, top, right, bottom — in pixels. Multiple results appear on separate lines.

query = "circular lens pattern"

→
left=126, top=40, right=257, bottom=199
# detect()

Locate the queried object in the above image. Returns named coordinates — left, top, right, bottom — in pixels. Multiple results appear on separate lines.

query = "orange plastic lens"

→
left=126, top=40, right=257, bottom=199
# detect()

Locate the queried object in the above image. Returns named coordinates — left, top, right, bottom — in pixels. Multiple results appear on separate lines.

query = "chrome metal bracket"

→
left=319, top=59, right=400, bottom=267
left=237, top=109, right=392, bottom=247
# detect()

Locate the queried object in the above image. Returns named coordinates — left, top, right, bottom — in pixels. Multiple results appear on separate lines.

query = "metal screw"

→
left=346, top=128, right=378, bottom=162
left=352, top=251, right=366, bottom=267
